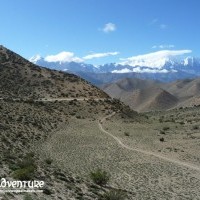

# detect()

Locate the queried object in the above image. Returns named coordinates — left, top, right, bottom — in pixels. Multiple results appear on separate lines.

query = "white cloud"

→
left=30, top=51, right=120, bottom=63
left=83, top=52, right=119, bottom=60
left=102, top=23, right=116, bottom=33
left=44, top=51, right=83, bottom=63
left=112, top=68, right=132, bottom=73
left=160, top=24, right=167, bottom=29
left=112, top=67, right=172, bottom=74
left=152, top=44, right=175, bottom=49
left=149, top=19, right=168, bottom=30
left=149, top=18, right=158, bottom=26
left=119, top=50, right=192, bottom=69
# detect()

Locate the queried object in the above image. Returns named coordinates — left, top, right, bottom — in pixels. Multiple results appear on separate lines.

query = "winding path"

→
left=36, top=98, right=107, bottom=102
left=98, top=112, right=200, bottom=172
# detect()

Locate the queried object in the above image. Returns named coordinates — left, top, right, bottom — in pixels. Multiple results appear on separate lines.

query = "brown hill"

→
left=123, top=86, right=178, bottom=112
left=102, top=78, right=162, bottom=111
left=102, top=78, right=159, bottom=98
left=0, top=45, right=108, bottom=99
left=163, top=78, right=200, bottom=100
left=102, top=77, right=200, bottom=112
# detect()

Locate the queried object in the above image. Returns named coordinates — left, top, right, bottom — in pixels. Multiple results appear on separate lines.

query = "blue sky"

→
left=0, top=0, right=200, bottom=65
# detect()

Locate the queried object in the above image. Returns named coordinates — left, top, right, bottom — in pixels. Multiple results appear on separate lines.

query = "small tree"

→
left=90, top=168, right=110, bottom=185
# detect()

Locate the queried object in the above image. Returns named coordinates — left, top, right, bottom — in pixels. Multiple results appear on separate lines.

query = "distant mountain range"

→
left=102, top=77, right=200, bottom=112
left=30, top=55, right=200, bottom=85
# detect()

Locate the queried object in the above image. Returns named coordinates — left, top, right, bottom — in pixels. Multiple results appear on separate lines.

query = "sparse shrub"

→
left=18, top=154, right=35, bottom=169
left=171, top=118, right=175, bottom=123
left=163, top=126, right=170, bottom=131
left=43, top=187, right=52, bottom=195
left=9, top=163, right=20, bottom=171
left=4, top=151, right=15, bottom=161
left=101, top=189, right=126, bottom=200
left=13, top=166, right=35, bottom=180
left=160, top=137, right=165, bottom=142
left=124, top=132, right=130, bottom=136
left=90, top=169, right=110, bottom=186
left=193, top=125, right=199, bottom=130
left=160, top=130, right=165, bottom=135
left=45, top=158, right=53, bottom=165
left=179, top=121, right=185, bottom=125
left=23, top=194, right=33, bottom=200
left=12, top=153, right=36, bottom=180
left=1, top=136, right=9, bottom=143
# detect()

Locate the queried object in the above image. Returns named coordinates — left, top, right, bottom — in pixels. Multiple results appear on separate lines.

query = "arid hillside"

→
left=102, top=77, right=200, bottom=112
left=124, top=86, right=178, bottom=111
left=0, top=46, right=140, bottom=200
left=0, top=45, right=108, bottom=99
left=1, top=47, right=200, bottom=200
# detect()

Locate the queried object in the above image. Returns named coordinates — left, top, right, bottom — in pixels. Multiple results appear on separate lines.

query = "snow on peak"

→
left=119, top=50, right=192, bottom=69
left=29, top=54, right=42, bottom=63
left=112, top=67, right=174, bottom=74
left=182, top=56, right=199, bottom=66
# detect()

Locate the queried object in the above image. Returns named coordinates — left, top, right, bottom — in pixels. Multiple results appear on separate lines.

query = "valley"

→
left=1, top=1, right=200, bottom=199
left=1, top=46, right=200, bottom=200
left=39, top=105, right=200, bottom=199
left=102, top=78, right=200, bottom=112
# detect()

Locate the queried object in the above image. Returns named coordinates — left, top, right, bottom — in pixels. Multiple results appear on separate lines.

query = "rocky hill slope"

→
left=0, top=45, right=108, bottom=99
left=0, top=46, right=140, bottom=200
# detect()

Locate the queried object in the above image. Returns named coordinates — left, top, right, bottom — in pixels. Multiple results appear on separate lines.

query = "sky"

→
left=0, top=0, right=200, bottom=65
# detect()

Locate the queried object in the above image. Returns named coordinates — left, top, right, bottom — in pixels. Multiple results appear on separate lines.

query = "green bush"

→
left=12, top=153, right=36, bottom=180
left=90, top=169, right=110, bottom=185
left=101, top=190, right=126, bottom=200
left=13, top=166, right=35, bottom=180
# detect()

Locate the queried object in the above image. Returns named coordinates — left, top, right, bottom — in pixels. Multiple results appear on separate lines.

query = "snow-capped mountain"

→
left=30, top=54, right=200, bottom=74
left=30, top=55, right=98, bottom=73
left=30, top=54, right=200, bottom=85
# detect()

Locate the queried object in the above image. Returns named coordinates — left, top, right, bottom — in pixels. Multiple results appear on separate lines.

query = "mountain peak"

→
left=183, top=56, right=200, bottom=66
left=29, top=54, right=43, bottom=63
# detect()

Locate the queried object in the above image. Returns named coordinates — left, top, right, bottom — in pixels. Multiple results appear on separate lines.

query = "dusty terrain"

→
left=39, top=105, right=200, bottom=200
left=1, top=46, right=200, bottom=199
left=0, top=46, right=127, bottom=199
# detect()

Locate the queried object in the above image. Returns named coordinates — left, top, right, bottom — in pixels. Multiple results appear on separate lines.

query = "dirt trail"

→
left=98, top=112, right=200, bottom=172
left=36, top=98, right=107, bottom=102
left=0, top=97, right=108, bottom=102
